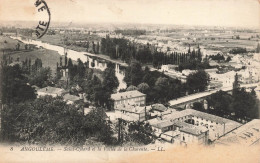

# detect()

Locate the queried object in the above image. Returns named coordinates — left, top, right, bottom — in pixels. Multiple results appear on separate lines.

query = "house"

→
left=173, top=121, right=209, bottom=145
left=164, top=109, right=241, bottom=141
left=37, top=86, right=66, bottom=98
left=148, top=109, right=241, bottom=142
left=150, top=104, right=168, bottom=117
left=150, top=119, right=209, bottom=145
left=160, top=131, right=180, bottom=143
left=114, top=103, right=149, bottom=122
left=151, top=120, right=176, bottom=136
left=111, top=90, right=146, bottom=109
left=208, top=71, right=236, bottom=88
left=63, top=93, right=81, bottom=104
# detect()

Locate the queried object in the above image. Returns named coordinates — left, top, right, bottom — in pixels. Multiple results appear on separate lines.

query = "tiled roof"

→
left=180, top=126, right=206, bottom=136
left=151, top=120, right=175, bottom=129
left=111, top=90, right=145, bottom=101
left=164, top=109, right=241, bottom=126
left=152, top=104, right=167, bottom=112
left=214, top=119, right=260, bottom=146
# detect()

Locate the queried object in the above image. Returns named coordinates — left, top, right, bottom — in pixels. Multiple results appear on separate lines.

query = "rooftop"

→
left=163, top=109, right=241, bottom=134
left=214, top=119, right=260, bottom=146
left=152, top=104, right=168, bottom=112
left=152, top=120, right=176, bottom=129
left=111, top=90, right=145, bottom=101
left=162, top=130, right=180, bottom=137
left=180, top=126, right=207, bottom=136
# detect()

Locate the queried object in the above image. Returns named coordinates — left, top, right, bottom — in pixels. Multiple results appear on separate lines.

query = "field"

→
left=0, top=35, right=26, bottom=51
left=0, top=35, right=61, bottom=75
left=27, top=33, right=102, bottom=52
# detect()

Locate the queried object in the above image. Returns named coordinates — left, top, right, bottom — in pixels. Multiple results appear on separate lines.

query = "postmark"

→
left=34, top=0, right=51, bottom=39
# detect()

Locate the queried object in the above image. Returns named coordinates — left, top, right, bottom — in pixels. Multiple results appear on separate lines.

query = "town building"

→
left=114, top=103, right=150, bottom=122
left=150, top=104, right=168, bottom=117
left=111, top=90, right=146, bottom=109
left=150, top=119, right=209, bottom=145
left=148, top=109, right=241, bottom=144
left=208, top=71, right=236, bottom=88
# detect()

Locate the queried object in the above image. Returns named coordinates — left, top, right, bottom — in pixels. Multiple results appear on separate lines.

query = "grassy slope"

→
left=0, top=35, right=61, bottom=75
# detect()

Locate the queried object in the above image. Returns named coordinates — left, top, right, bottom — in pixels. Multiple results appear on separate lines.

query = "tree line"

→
left=123, top=62, right=209, bottom=105
left=0, top=57, right=116, bottom=145
left=193, top=73, right=259, bottom=122
left=100, top=35, right=203, bottom=68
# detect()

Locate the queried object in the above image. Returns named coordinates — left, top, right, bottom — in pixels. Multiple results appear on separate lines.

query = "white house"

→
left=111, top=90, right=146, bottom=109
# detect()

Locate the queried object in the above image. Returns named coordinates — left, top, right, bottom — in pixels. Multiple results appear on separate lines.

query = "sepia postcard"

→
left=0, top=0, right=260, bottom=162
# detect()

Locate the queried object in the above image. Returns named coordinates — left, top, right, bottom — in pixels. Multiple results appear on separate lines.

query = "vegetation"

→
left=82, top=62, right=118, bottom=109
left=199, top=74, right=259, bottom=122
left=101, top=35, right=202, bottom=67
left=209, top=53, right=225, bottom=62
left=177, top=59, right=210, bottom=72
left=115, top=29, right=146, bottom=36
left=1, top=64, right=36, bottom=105
left=124, top=62, right=208, bottom=104
left=229, top=47, right=247, bottom=54
left=256, top=42, right=260, bottom=53
left=186, top=70, right=210, bottom=94
left=1, top=96, right=114, bottom=145
left=124, top=122, right=154, bottom=145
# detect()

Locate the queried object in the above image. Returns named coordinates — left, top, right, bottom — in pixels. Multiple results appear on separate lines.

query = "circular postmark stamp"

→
left=34, top=0, right=51, bottom=39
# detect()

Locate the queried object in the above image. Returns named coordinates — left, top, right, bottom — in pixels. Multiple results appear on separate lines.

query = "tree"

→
left=101, top=66, right=119, bottom=109
left=77, top=58, right=85, bottom=77
left=256, top=42, right=260, bottom=53
left=102, top=66, right=119, bottom=94
left=83, top=75, right=110, bottom=107
left=186, top=70, right=209, bottom=93
left=29, top=67, right=52, bottom=88
left=125, top=122, right=154, bottom=145
left=85, top=108, right=115, bottom=144
left=192, top=102, right=204, bottom=111
left=154, top=77, right=169, bottom=103
left=207, top=91, right=233, bottom=116
left=1, top=64, right=36, bottom=105
left=126, top=85, right=138, bottom=91
left=1, top=96, right=114, bottom=145
left=226, top=56, right=231, bottom=62
left=137, top=83, right=150, bottom=94
left=232, top=73, right=240, bottom=97
left=124, top=61, right=144, bottom=86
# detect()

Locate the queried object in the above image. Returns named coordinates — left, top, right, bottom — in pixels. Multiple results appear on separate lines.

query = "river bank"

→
left=10, top=36, right=127, bottom=91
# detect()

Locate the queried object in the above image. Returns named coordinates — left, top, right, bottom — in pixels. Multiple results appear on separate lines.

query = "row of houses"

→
left=110, top=90, right=243, bottom=146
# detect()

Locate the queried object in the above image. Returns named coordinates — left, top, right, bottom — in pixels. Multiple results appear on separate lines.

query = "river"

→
left=10, top=36, right=127, bottom=91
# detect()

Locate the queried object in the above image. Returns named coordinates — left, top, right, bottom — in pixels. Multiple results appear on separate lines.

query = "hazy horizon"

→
left=0, top=0, right=259, bottom=29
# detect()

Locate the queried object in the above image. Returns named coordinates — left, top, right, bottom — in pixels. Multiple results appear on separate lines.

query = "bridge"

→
left=169, top=83, right=259, bottom=109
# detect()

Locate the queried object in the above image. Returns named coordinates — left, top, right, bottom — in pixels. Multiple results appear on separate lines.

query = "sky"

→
left=0, top=0, right=259, bottom=28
